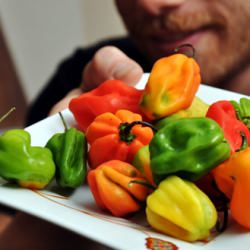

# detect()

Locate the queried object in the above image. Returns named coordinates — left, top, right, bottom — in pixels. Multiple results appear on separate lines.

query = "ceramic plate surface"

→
left=1, top=74, right=250, bottom=250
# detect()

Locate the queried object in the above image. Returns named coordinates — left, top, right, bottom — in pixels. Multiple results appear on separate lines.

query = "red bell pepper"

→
left=69, top=79, right=145, bottom=132
left=206, top=100, right=250, bottom=153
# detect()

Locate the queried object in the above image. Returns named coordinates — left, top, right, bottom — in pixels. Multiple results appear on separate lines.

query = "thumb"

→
left=48, top=88, right=82, bottom=116
left=82, top=46, right=143, bottom=91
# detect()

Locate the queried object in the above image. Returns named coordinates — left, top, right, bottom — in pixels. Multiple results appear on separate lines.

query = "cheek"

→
left=193, top=30, right=235, bottom=85
left=196, top=7, right=250, bottom=85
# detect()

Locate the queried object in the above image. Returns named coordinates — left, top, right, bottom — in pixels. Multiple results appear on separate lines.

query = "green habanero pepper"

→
left=132, top=145, right=155, bottom=186
left=231, top=97, right=250, bottom=130
left=46, top=112, right=87, bottom=188
left=0, top=129, right=55, bottom=189
left=149, top=117, right=230, bottom=184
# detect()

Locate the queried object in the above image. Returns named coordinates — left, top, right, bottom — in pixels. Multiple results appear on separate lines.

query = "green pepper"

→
left=146, top=175, right=217, bottom=242
left=0, top=129, right=55, bottom=189
left=132, top=145, right=154, bottom=185
left=231, top=97, right=250, bottom=130
left=149, top=117, right=230, bottom=184
left=46, top=113, right=87, bottom=188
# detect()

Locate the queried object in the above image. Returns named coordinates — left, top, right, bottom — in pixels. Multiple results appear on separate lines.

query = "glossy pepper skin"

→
left=69, top=79, right=144, bottom=132
left=86, top=109, right=154, bottom=169
left=154, top=96, right=209, bottom=130
left=206, top=100, right=250, bottom=153
left=213, top=147, right=250, bottom=229
left=0, top=129, right=55, bottom=189
left=139, top=53, right=201, bottom=120
left=149, top=117, right=231, bottom=184
left=46, top=126, right=87, bottom=189
left=87, top=160, right=151, bottom=217
left=231, top=97, right=250, bottom=129
left=146, top=175, right=217, bottom=242
left=132, top=145, right=155, bottom=186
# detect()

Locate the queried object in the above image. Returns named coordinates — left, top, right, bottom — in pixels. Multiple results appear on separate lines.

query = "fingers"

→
left=48, top=46, right=143, bottom=116
left=48, top=88, right=82, bottom=116
left=82, top=46, right=143, bottom=91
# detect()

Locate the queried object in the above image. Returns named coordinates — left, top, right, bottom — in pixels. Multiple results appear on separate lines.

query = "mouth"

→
left=132, top=8, right=227, bottom=59
left=148, top=26, right=212, bottom=55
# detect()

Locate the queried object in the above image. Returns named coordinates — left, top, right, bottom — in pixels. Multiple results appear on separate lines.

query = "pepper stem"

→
left=211, top=179, right=229, bottom=233
left=236, top=131, right=248, bottom=152
left=58, top=112, right=68, bottom=132
left=129, top=180, right=156, bottom=190
left=0, top=107, right=16, bottom=124
left=119, top=121, right=157, bottom=144
left=216, top=205, right=228, bottom=233
left=174, top=44, right=196, bottom=58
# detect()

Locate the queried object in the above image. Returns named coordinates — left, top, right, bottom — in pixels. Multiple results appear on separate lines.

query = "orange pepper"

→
left=139, top=53, right=201, bottom=120
left=86, top=109, right=154, bottom=169
left=87, top=160, right=151, bottom=217
left=213, top=147, right=250, bottom=229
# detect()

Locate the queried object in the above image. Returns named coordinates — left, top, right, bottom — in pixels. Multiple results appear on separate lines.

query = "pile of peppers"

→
left=2, top=45, right=250, bottom=243
left=0, top=111, right=87, bottom=190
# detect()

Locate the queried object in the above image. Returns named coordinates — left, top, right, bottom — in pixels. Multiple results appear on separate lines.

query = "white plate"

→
left=1, top=74, right=250, bottom=250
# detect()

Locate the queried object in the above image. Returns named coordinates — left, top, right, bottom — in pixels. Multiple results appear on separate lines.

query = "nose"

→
left=138, top=0, right=188, bottom=14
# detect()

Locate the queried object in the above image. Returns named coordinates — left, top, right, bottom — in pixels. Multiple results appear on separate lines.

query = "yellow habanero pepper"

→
left=140, top=52, right=201, bottom=120
left=146, top=176, right=217, bottom=242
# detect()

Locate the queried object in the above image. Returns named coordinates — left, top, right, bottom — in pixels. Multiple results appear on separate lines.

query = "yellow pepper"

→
left=175, top=96, right=209, bottom=118
left=146, top=176, right=217, bottom=242
left=155, top=96, right=209, bottom=129
left=140, top=53, right=201, bottom=120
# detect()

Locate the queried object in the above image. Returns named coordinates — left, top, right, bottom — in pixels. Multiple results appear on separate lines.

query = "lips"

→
left=133, top=7, right=226, bottom=54
left=148, top=28, right=209, bottom=55
left=151, top=29, right=202, bottom=43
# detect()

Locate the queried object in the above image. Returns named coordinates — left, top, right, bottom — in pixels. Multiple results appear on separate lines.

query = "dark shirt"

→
left=25, top=36, right=152, bottom=126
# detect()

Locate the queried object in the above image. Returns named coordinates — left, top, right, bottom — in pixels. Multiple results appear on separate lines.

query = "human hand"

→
left=82, top=46, right=143, bottom=91
left=48, top=88, right=82, bottom=116
left=49, top=46, right=143, bottom=115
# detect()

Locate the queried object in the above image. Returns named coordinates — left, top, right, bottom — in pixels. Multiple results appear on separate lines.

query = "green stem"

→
left=119, top=121, right=157, bottom=144
left=236, top=131, right=248, bottom=152
left=129, top=179, right=156, bottom=190
left=58, top=112, right=68, bottom=132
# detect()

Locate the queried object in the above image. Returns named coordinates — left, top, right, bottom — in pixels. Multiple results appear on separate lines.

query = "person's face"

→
left=115, top=0, right=250, bottom=87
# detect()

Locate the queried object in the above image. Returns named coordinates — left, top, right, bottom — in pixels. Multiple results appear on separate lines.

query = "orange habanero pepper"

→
left=213, top=147, right=250, bottom=229
left=86, top=109, right=154, bottom=169
left=87, top=160, right=151, bottom=217
left=139, top=52, right=201, bottom=120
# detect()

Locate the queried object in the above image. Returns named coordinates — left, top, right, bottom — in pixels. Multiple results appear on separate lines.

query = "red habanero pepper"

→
left=69, top=79, right=145, bottom=132
left=206, top=100, right=250, bottom=153
left=87, top=160, right=151, bottom=217
left=86, top=109, right=155, bottom=169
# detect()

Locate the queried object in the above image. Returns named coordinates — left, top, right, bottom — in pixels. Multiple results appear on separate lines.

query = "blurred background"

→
left=0, top=0, right=126, bottom=130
